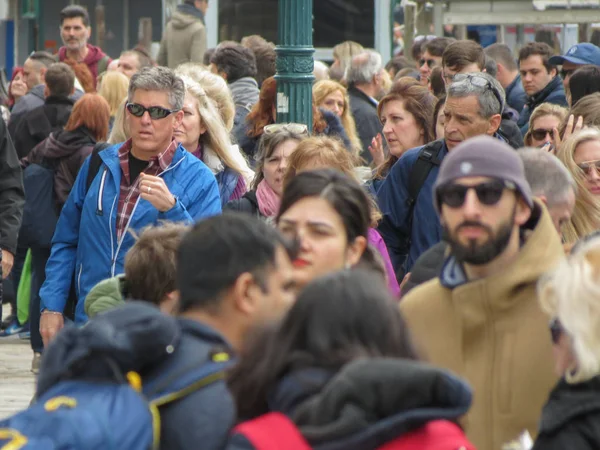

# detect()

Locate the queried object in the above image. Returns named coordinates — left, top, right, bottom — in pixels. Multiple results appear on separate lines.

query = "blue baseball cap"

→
left=549, top=43, right=600, bottom=66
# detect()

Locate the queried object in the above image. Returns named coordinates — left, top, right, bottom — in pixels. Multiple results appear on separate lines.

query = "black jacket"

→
left=348, top=85, right=383, bottom=163
left=0, top=118, right=25, bottom=255
left=532, top=376, right=600, bottom=450
left=401, top=241, right=447, bottom=295
left=13, top=96, right=75, bottom=159
left=224, top=190, right=263, bottom=218
left=500, top=117, right=524, bottom=150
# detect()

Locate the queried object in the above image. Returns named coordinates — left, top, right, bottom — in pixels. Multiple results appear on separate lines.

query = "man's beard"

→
left=443, top=207, right=516, bottom=266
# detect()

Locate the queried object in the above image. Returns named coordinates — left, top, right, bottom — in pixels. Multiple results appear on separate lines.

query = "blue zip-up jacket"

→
left=40, top=143, right=222, bottom=323
left=376, top=141, right=448, bottom=274
left=518, top=76, right=568, bottom=135
left=505, top=74, right=527, bottom=114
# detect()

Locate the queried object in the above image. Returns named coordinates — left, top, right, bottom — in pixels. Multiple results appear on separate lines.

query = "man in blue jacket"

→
left=377, top=72, right=504, bottom=277
left=517, top=42, right=568, bottom=134
left=39, top=66, right=221, bottom=347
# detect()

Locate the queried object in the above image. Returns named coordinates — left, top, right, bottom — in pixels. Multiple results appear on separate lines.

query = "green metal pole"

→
left=275, top=0, right=314, bottom=127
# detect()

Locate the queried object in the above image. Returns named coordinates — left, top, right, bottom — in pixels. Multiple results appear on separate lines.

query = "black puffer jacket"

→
left=224, top=190, right=263, bottom=219
left=532, top=376, right=600, bottom=450
left=401, top=241, right=447, bottom=295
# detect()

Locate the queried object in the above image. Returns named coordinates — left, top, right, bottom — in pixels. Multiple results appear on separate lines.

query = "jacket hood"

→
left=440, top=200, right=563, bottom=294
left=59, top=44, right=108, bottom=66
left=271, top=359, right=472, bottom=450
left=229, top=77, right=260, bottom=109
left=172, top=5, right=205, bottom=30
left=43, top=127, right=96, bottom=160
left=203, top=144, right=255, bottom=185
left=539, top=376, right=600, bottom=434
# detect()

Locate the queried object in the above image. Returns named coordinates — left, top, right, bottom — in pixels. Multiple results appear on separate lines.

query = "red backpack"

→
left=233, top=412, right=476, bottom=450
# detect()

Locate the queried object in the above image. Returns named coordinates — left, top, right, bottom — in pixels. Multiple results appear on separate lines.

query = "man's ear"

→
left=40, top=67, right=48, bottom=83
left=537, top=194, right=548, bottom=206
left=43, top=85, right=50, bottom=98
left=550, top=67, right=558, bottom=78
left=173, top=109, right=184, bottom=129
left=515, top=197, right=532, bottom=226
left=231, top=272, right=260, bottom=316
left=487, top=113, right=503, bottom=135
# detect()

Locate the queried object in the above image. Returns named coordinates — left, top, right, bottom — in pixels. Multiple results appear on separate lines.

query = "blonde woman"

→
left=176, top=63, right=236, bottom=131
left=176, top=75, right=253, bottom=206
left=523, top=103, right=568, bottom=149
left=97, top=71, right=130, bottom=132
left=556, top=128, right=600, bottom=243
left=330, top=41, right=364, bottom=81
left=107, top=98, right=129, bottom=144
left=313, top=80, right=362, bottom=158
left=535, top=235, right=600, bottom=449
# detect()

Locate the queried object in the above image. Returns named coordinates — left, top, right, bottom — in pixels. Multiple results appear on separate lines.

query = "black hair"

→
left=45, top=63, right=75, bottom=98
left=276, top=169, right=371, bottom=244
left=210, top=43, right=257, bottom=83
left=228, top=269, right=419, bottom=419
left=425, top=37, right=456, bottom=58
left=203, top=48, right=216, bottom=66
left=176, top=213, right=296, bottom=313
left=569, top=65, right=600, bottom=107
left=60, top=5, right=90, bottom=27
left=518, top=42, right=556, bottom=73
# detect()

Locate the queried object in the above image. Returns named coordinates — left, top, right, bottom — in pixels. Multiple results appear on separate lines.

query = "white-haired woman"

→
left=176, top=75, right=254, bottom=206
left=535, top=235, right=600, bottom=449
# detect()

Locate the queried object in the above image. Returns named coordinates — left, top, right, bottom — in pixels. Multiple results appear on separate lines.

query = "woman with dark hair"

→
left=233, top=76, right=352, bottom=159
left=433, top=95, right=446, bottom=140
left=228, top=269, right=475, bottom=449
left=569, top=65, right=600, bottom=107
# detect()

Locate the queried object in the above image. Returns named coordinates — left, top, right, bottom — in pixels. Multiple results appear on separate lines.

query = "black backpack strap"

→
left=404, top=140, right=445, bottom=246
left=86, top=142, right=111, bottom=193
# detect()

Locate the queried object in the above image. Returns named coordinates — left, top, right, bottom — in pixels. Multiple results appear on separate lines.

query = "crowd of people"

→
left=2, top=0, right=600, bottom=449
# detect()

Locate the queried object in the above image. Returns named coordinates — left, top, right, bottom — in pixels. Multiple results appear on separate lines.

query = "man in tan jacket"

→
left=158, top=0, right=207, bottom=69
left=400, top=135, right=562, bottom=450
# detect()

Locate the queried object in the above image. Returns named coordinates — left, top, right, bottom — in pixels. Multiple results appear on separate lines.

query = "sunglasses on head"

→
left=577, top=159, right=600, bottom=176
left=126, top=102, right=178, bottom=120
left=560, top=68, right=576, bottom=79
left=419, top=58, right=436, bottom=69
left=549, top=318, right=563, bottom=344
left=531, top=128, right=554, bottom=141
left=263, top=123, right=309, bottom=136
left=452, top=73, right=505, bottom=113
left=437, top=180, right=515, bottom=208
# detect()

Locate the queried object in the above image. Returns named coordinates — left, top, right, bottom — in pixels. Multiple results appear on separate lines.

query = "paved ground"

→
left=0, top=305, right=35, bottom=419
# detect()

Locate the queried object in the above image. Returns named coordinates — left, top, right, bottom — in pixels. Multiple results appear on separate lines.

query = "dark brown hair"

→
left=518, top=42, right=556, bottom=73
left=424, top=37, right=456, bottom=58
left=45, top=63, right=76, bottom=97
left=375, top=78, right=436, bottom=179
left=442, top=40, right=485, bottom=71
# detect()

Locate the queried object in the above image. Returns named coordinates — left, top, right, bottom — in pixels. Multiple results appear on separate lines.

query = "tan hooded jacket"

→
left=400, top=201, right=563, bottom=450
left=157, top=8, right=206, bottom=69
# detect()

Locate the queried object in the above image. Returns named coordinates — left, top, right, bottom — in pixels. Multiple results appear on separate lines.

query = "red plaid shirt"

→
left=116, top=139, right=177, bottom=241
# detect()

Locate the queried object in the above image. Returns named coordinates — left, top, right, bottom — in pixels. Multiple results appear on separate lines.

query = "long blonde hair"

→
left=538, top=236, right=600, bottom=383
left=313, top=80, right=362, bottom=158
left=176, top=64, right=236, bottom=131
left=97, top=71, right=130, bottom=117
left=180, top=75, right=246, bottom=177
left=107, top=98, right=130, bottom=144
left=524, top=103, right=568, bottom=146
left=556, top=128, right=600, bottom=243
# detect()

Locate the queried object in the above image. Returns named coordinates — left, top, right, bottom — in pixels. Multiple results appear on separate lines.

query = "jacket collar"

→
left=348, top=84, right=378, bottom=107
left=505, top=74, right=521, bottom=97
left=439, top=200, right=563, bottom=297
left=44, top=95, right=75, bottom=107
left=177, top=2, right=205, bottom=22
left=527, top=75, right=563, bottom=107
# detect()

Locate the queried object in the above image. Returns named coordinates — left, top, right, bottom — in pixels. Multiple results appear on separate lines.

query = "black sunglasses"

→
left=452, top=73, right=505, bottom=114
left=437, top=180, right=515, bottom=208
left=126, top=102, right=178, bottom=120
left=549, top=318, right=563, bottom=344
left=560, top=68, right=576, bottom=79
left=419, top=58, right=436, bottom=69
left=531, top=128, right=554, bottom=141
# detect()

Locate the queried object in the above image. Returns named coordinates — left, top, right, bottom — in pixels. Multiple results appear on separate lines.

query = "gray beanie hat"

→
left=433, top=135, right=533, bottom=213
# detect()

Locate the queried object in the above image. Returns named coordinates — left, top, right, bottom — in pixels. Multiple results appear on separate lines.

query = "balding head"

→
left=346, top=50, right=383, bottom=86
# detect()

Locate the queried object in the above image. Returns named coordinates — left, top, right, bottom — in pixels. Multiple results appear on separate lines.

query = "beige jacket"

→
left=157, top=9, right=206, bottom=69
left=400, top=201, right=563, bottom=450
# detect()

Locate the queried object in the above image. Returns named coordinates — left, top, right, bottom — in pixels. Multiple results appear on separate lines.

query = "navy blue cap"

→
left=549, top=43, right=600, bottom=66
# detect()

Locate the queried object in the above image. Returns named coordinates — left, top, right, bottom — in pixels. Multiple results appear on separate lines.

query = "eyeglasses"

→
left=531, top=128, right=554, bottom=141
left=419, top=58, right=437, bottom=69
left=577, top=159, right=600, bottom=176
left=437, top=180, right=515, bottom=208
left=126, top=102, right=179, bottom=120
left=560, top=68, right=576, bottom=79
left=549, top=318, right=563, bottom=345
left=263, top=123, right=309, bottom=136
left=451, top=73, right=505, bottom=114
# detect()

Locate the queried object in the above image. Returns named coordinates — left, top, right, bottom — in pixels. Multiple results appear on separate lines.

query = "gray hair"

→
left=128, top=66, right=185, bottom=111
left=519, top=147, right=577, bottom=206
left=447, top=72, right=505, bottom=119
left=345, top=50, right=383, bottom=85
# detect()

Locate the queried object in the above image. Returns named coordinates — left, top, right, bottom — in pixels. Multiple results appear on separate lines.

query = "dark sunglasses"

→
left=549, top=318, right=563, bottom=344
left=577, top=159, right=600, bottom=176
left=560, top=68, right=576, bottom=79
left=437, top=180, right=515, bottom=208
left=419, top=58, right=436, bottom=69
left=531, top=128, right=554, bottom=141
left=126, top=102, right=178, bottom=120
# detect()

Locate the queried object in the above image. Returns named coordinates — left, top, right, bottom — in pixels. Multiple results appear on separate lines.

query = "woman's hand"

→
left=554, top=114, right=583, bottom=152
left=368, top=134, right=386, bottom=167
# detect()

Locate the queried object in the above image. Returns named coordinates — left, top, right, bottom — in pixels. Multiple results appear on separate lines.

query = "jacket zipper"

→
left=77, top=264, right=83, bottom=296
left=96, top=168, right=108, bottom=216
